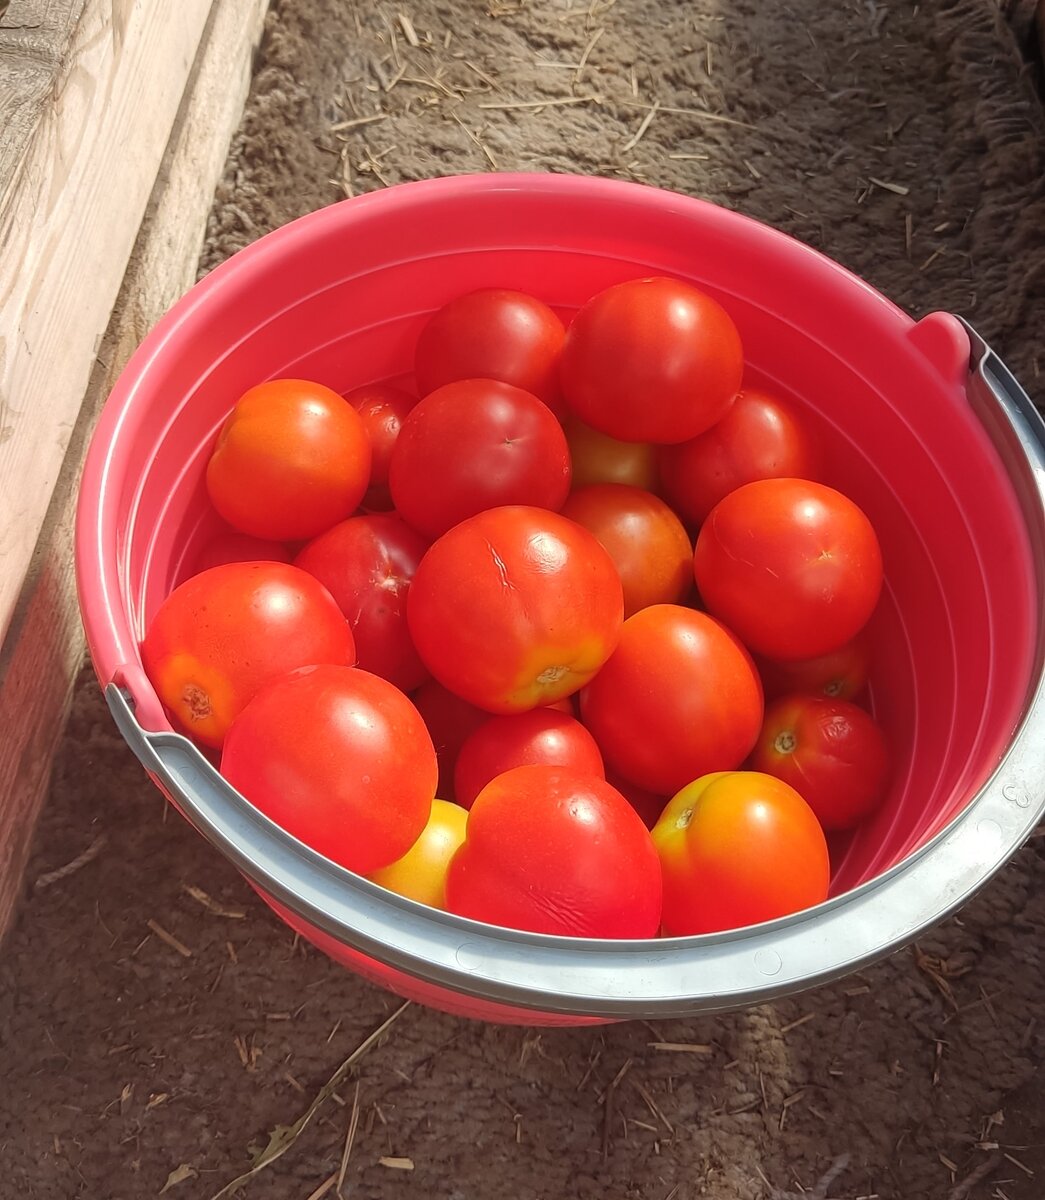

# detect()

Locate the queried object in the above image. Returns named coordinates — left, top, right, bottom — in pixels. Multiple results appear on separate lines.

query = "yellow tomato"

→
left=651, top=771, right=829, bottom=936
left=368, top=799, right=468, bottom=909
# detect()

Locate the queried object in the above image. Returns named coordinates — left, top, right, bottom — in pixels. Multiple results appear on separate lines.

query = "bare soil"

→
left=2, top=1, right=1045, bottom=1197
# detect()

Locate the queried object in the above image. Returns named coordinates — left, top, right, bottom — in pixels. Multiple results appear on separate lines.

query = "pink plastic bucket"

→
left=76, top=174, right=1045, bottom=1023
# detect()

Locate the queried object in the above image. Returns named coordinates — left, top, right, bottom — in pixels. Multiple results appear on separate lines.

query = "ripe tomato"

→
left=368, top=799, right=468, bottom=909
left=191, top=530, right=291, bottom=575
left=408, top=506, right=624, bottom=713
left=206, top=378, right=371, bottom=541
left=694, top=478, right=883, bottom=661
left=564, top=415, right=659, bottom=492
left=388, top=379, right=571, bottom=540
left=344, top=382, right=419, bottom=511
left=445, top=765, right=662, bottom=938
left=414, top=288, right=566, bottom=415
left=560, top=276, right=743, bottom=444
left=222, top=665, right=436, bottom=875
left=756, top=633, right=872, bottom=703
left=559, top=483, right=692, bottom=617
left=579, top=604, right=763, bottom=796
left=294, top=514, right=430, bottom=692
left=410, top=679, right=489, bottom=800
left=141, top=562, right=355, bottom=749
left=658, top=388, right=819, bottom=528
left=750, top=695, right=889, bottom=830
left=651, top=771, right=830, bottom=935
left=454, top=709, right=604, bottom=809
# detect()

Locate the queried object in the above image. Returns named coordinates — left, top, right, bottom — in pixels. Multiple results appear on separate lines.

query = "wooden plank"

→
left=0, top=0, right=214, bottom=649
left=0, top=0, right=269, bottom=936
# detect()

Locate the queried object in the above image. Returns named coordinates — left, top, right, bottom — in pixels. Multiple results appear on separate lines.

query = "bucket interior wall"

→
left=108, top=183, right=1037, bottom=901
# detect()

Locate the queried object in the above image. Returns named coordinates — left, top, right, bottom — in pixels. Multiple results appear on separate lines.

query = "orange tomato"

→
left=369, top=799, right=468, bottom=909
left=564, top=415, right=659, bottom=492
left=560, top=483, right=692, bottom=617
left=206, top=378, right=371, bottom=541
left=651, top=771, right=830, bottom=935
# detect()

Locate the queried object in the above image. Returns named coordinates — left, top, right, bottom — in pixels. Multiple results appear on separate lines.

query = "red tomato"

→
left=559, top=483, right=692, bottom=617
left=410, top=679, right=489, bottom=800
left=579, top=604, right=763, bottom=796
left=344, top=382, right=419, bottom=512
left=206, top=379, right=371, bottom=541
left=564, top=415, right=659, bottom=492
left=750, top=695, right=890, bottom=830
left=756, top=633, right=872, bottom=703
left=141, top=562, right=355, bottom=749
left=694, top=478, right=884, bottom=661
left=389, top=379, right=570, bottom=540
left=368, top=799, right=468, bottom=909
left=651, top=771, right=830, bottom=935
left=408, top=506, right=624, bottom=713
left=191, top=531, right=291, bottom=574
left=605, top=768, right=668, bottom=831
left=658, top=388, right=819, bottom=527
left=445, top=765, right=663, bottom=938
left=221, top=665, right=436, bottom=875
left=294, top=514, right=430, bottom=692
left=414, top=288, right=566, bottom=415
left=560, top=276, right=743, bottom=444
left=454, top=709, right=604, bottom=809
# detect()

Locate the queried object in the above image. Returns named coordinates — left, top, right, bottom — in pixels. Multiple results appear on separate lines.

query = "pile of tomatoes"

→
left=142, top=276, right=890, bottom=940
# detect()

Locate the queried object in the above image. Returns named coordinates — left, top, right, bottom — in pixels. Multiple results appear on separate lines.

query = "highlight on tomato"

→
left=205, top=378, right=371, bottom=542
left=445, top=765, right=663, bottom=938
left=751, top=694, right=890, bottom=831
left=651, top=771, right=830, bottom=935
left=141, top=561, right=355, bottom=749
left=407, top=505, right=624, bottom=714
left=694, top=477, right=883, bottom=662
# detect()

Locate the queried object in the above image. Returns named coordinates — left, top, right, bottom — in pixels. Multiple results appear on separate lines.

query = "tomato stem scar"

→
left=183, top=684, right=213, bottom=721
left=774, top=730, right=797, bottom=754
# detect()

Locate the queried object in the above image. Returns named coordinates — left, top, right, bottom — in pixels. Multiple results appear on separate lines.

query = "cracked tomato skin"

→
left=221, top=665, right=436, bottom=876
left=141, top=562, right=356, bottom=749
left=407, top=505, right=624, bottom=714
left=652, top=771, right=830, bottom=935
left=750, top=694, right=890, bottom=831
left=444, top=765, right=663, bottom=938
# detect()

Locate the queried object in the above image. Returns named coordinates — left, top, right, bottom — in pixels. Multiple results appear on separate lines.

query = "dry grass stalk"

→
left=146, top=919, right=192, bottom=958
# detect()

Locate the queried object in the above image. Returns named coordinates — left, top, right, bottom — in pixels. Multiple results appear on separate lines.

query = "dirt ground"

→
left=2, top=0, right=1045, bottom=1197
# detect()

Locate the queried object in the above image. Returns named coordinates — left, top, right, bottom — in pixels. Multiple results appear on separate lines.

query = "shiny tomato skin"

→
left=294, top=514, right=430, bottom=692
left=410, top=680, right=489, bottom=800
left=344, top=382, right=419, bottom=512
left=407, top=506, right=624, bottom=714
left=658, top=388, right=819, bottom=528
left=454, top=709, right=604, bottom=809
left=414, top=288, right=566, bottom=415
left=206, top=378, right=372, bottom=541
left=651, top=771, right=830, bottom=935
left=444, top=765, right=663, bottom=938
left=694, top=478, right=884, bottom=661
left=368, top=799, right=468, bottom=909
left=559, top=483, right=693, bottom=617
left=564, top=415, right=659, bottom=492
left=579, top=604, right=763, bottom=796
left=141, top=562, right=355, bottom=749
left=191, top=531, right=292, bottom=574
left=389, top=379, right=571, bottom=540
left=560, top=277, right=743, bottom=444
left=756, top=633, right=872, bottom=703
left=751, top=694, right=890, bottom=830
left=221, top=665, right=436, bottom=875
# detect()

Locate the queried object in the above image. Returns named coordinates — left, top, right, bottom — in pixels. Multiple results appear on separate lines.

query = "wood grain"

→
left=0, top=0, right=269, bottom=937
